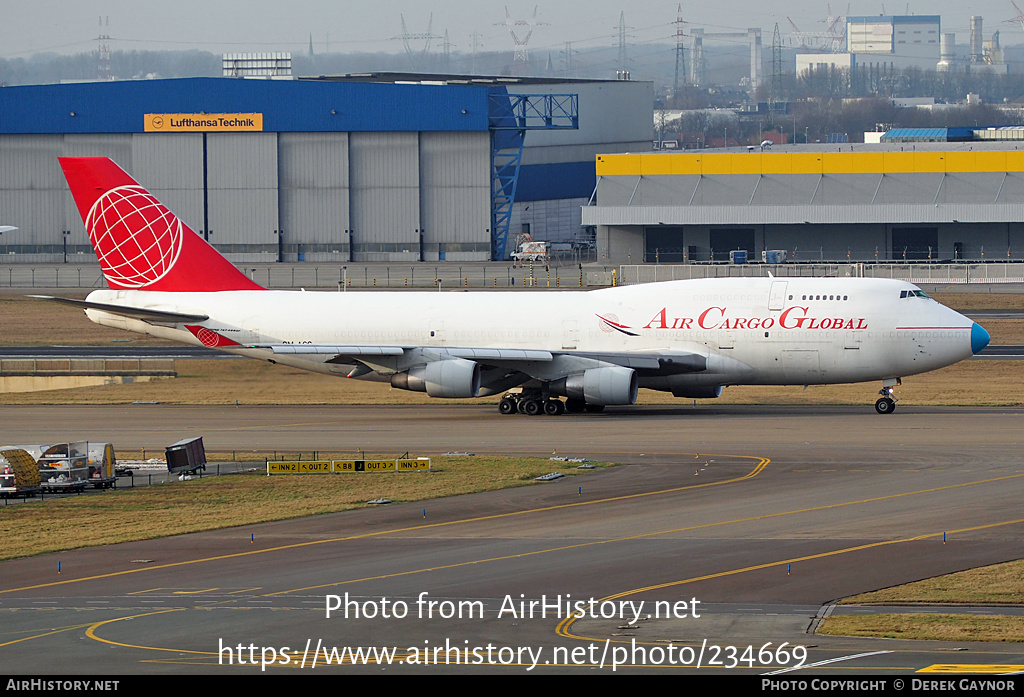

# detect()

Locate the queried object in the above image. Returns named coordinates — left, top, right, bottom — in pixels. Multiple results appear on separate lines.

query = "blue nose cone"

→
left=971, top=322, right=991, bottom=355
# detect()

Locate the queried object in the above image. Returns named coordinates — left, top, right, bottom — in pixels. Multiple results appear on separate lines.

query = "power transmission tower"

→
left=395, top=14, right=441, bottom=70
left=470, top=32, right=482, bottom=74
left=616, top=12, right=629, bottom=78
left=501, top=6, right=545, bottom=73
left=442, top=29, right=455, bottom=71
left=97, top=16, right=111, bottom=81
left=673, top=4, right=688, bottom=100
left=771, top=22, right=783, bottom=105
left=562, top=41, right=575, bottom=78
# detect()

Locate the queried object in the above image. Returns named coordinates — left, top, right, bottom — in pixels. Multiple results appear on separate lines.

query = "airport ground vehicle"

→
left=34, top=442, right=117, bottom=492
left=0, top=448, right=41, bottom=498
left=86, top=442, right=118, bottom=488
left=44, top=157, right=990, bottom=416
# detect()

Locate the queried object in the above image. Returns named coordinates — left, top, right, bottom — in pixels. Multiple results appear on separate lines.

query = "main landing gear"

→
left=874, top=378, right=901, bottom=414
left=497, top=391, right=604, bottom=416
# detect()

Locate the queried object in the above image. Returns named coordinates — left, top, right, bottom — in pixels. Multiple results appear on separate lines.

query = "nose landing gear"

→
left=874, top=378, right=901, bottom=414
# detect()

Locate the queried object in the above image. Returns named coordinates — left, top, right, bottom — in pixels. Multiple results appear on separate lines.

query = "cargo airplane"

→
left=42, top=157, right=990, bottom=416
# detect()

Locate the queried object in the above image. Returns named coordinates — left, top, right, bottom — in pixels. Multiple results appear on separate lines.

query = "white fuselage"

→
left=83, top=277, right=978, bottom=392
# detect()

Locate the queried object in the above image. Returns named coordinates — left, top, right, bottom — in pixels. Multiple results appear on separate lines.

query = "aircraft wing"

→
left=258, top=343, right=704, bottom=373
left=262, top=344, right=554, bottom=363
left=28, top=295, right=210, bottom=325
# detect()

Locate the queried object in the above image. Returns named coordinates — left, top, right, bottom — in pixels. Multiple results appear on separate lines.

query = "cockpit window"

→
left=900, top=290, right=929, bottom=299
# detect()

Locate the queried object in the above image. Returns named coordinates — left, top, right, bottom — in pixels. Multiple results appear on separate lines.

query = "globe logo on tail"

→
left=85, top=185, right=183, bottom=289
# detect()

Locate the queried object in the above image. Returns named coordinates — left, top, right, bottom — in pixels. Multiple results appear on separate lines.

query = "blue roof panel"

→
left=0, top=77, right=494, bottom=134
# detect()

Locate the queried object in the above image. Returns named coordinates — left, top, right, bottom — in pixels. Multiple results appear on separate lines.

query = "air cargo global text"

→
left=644, top=306, right=868, bottom=331
left=325, top=592, right=700, bottom=623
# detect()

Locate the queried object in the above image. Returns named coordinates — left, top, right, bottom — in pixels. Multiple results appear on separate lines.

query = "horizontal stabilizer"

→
left=28, top=295, right=209, bottom=324
left=264, top=345, right=406, bottom=356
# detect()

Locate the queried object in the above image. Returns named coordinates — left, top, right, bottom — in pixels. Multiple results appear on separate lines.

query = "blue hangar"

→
left=0, top=74, right=652, bottom=262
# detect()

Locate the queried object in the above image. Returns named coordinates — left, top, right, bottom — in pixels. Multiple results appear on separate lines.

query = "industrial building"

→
left=0, top=74, right=652, bottom=263
left=795, top=14, right=1007, bottom=77
left=582, top=142, right=1024, bottom=264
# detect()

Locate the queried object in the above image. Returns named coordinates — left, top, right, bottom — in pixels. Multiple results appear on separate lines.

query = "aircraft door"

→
left=780, top=349, right=821, bottom=381
left=562, top=320, right=579, bottom=350
left=768, top=281, right=788, bottom=311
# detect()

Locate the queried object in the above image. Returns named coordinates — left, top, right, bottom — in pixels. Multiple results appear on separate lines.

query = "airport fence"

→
left=7, top=261, right=1024, bottom=291
left=0, top=263, right=616, bottom=290
left=618, top=262, right=1024, bottom=286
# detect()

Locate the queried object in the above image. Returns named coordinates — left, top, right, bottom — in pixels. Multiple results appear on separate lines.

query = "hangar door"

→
left=710, top=228, right=755, bottom=262
left=644, top=226, right=686, bottom=263
left=891, top=227, right=939, bottom=261
left=206, top=133, right=279, bottom=257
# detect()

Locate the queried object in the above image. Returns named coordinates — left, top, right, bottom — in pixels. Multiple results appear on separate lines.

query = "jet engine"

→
left=390, top=358, right=481, bottom=398
left=559, top=366, right=638, bottom=405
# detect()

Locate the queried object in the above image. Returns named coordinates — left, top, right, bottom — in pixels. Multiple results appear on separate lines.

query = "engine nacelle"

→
left=671, top=385, right=724, bottom=399
left=390, top=358, right=481, bottom=398
left=562, top=366, right=638, bottom=406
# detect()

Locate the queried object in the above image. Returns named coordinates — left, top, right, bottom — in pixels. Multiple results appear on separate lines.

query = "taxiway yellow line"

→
left=269, top=468, right=1024, bottom=595
left=554, top=516, right=1024, bottom=642
left=0, top=454, right=767, bottom=595
left=0, top=622, right=96, bottom=649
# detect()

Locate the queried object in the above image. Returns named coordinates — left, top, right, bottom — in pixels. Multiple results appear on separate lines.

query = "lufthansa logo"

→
left=151, top=116, right=164, bottom=129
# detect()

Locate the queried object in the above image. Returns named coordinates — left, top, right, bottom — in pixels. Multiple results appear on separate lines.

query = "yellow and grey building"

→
left=582, top=143, right=1024, bottom=264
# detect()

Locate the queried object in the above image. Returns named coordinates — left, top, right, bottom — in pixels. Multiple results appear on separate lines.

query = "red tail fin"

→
left=59, top=157, right=263, bottom=292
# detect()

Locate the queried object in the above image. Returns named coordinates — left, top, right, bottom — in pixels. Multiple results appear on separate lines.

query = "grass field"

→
left=817, top=560, right=1024, bottom=641
left=817, top=614, right=1024, bottom=642
left=840, top=560, right=1024, bottom=605
left=0, top=455, right=605, bottom=561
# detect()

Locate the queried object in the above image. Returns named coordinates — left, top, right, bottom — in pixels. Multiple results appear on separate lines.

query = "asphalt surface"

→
left=0, top=404, right=1022, bottom=676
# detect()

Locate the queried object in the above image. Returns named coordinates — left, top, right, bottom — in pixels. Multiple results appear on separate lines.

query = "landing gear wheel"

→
left=874, top=397, right=896, bottom=414
left=584, top=404, right=605, bottom=413
left=524, top=399, right=544, bottom=416
left=498, top=397, right=517, bottom=415
left=544, top=399, right=565, bottom=416
left=564, top=399, right=585, bottom=414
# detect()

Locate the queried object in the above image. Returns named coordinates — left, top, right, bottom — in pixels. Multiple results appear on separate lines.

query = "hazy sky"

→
left=1, top=1, right=1019, bottom=60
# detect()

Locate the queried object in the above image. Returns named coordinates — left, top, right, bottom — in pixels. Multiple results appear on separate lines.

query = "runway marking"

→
left=66, top=515, right=1024, bottom=665
left=83, top=609, right=205, bottom=655
left=172, top=588, right=219, bottom=595
left=0, top=621, right=96, bottom=648
left=762, top=650, right=895, bottom=675
left=554, top=515, right=1024, bottom=644
left=8, top=462, right=1019, bottom=603
left=0, top=454, right=769, bottom=595
left=918, top=664, right=1024, bottom=674
left=268, top=471, right=1024, bottom=596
